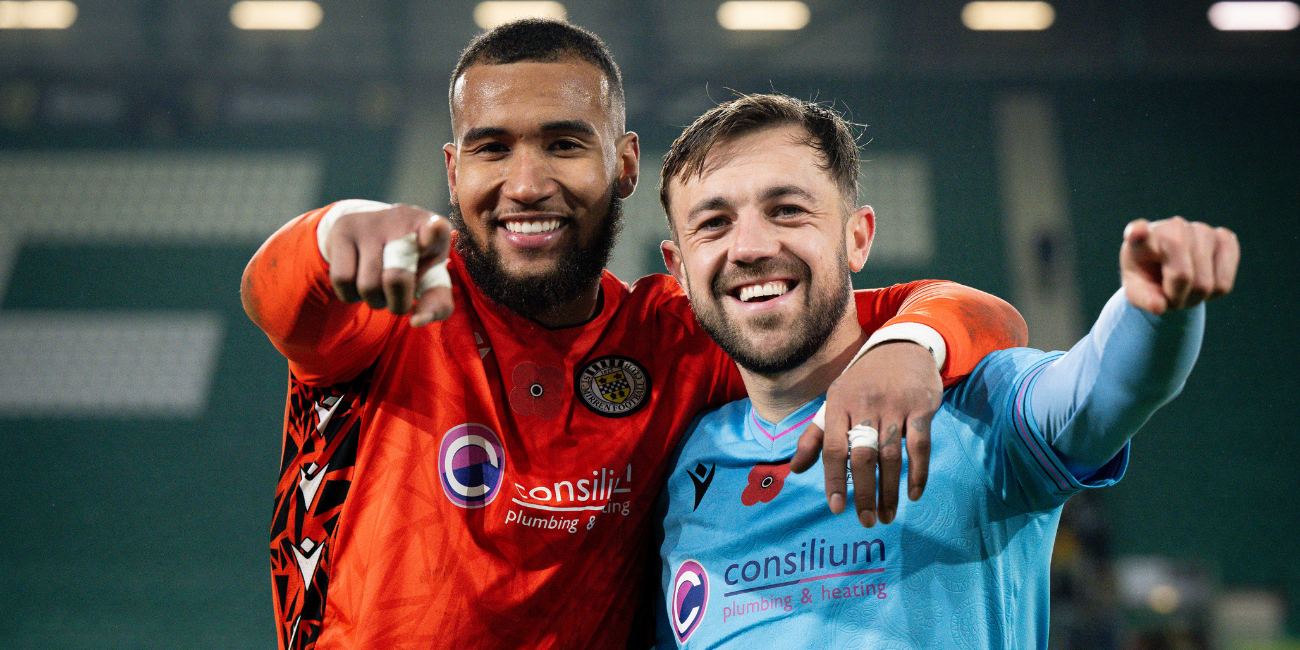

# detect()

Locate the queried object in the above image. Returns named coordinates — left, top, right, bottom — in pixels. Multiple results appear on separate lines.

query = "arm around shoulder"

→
left=857, top=280, right=1028, bottom=385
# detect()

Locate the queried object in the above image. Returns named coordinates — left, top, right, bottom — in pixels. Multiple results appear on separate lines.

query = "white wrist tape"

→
left=847, top=424, right=880, bottom=452
left=849, top=322, right=947, bottom=373
left=316, top=199, right=394, bottom=263
left=809, top=323, right=946, bottom=436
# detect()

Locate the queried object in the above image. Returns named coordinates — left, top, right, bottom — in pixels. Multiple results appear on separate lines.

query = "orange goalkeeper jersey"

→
left=241, top=205, right=1025, bottom=650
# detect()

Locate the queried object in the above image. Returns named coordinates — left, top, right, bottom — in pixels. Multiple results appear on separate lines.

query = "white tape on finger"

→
left=847, top=424, right=879, bottom=452
left=382, top=233, right=420, bottom=273
left=417, top=259, right=452, bottom=293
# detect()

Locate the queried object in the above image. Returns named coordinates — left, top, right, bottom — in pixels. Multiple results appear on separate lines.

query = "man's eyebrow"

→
left=461, top=126, right=507, bottom=143
left=460, top=120, right=597, bottom=144
left=686, top=196, right=732, bottom=224
left=683, top=185, right=820, bottom=225
left=761, top=185, right=817, bottom=203
left=540, top=120, right=597, bottom=136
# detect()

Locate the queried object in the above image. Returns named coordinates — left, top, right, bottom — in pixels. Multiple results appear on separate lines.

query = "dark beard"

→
left=694, top=254, right=852, bottom=377
left=448, top=194, right=623, bottom=322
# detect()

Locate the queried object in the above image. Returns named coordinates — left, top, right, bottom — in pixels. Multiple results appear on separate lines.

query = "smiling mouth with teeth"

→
left=503, top=219, right=564, bottom=235
left=736, top=280, right=792, bottom=303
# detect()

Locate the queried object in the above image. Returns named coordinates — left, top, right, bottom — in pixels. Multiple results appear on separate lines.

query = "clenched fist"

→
left=321, top=202, right=455, bottom=326
left=1120, top=217, right=1239, bottom=314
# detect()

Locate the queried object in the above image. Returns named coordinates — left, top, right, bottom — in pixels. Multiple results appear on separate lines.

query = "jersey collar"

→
left=745, top=396, right=825, bottom=455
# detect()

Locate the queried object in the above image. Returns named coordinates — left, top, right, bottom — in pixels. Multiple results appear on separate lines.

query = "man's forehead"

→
left=681, top=127, right=827, bottom=194
left=452, top=60, right=613, bottom=129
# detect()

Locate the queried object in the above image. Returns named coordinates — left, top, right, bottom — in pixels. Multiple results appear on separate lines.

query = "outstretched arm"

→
left=1033, top=290, right=1202, bottom=474
left=1033, top=217, right=1238, bottom=474
left=241, top=201, right=453, bottom=384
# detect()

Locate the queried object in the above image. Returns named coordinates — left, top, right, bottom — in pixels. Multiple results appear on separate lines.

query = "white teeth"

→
left=504, top=219, right=562, bottom=234
left=738, top=281, right=790, bottom=303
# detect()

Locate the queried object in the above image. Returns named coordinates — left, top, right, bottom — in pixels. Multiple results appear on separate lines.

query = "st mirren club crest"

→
left=577, top=355, right=650, bottom=418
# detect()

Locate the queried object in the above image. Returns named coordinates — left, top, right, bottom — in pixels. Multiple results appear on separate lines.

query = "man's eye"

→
left=551, top=139, right=582, bottom=151
left=774, top=205, right=805, bottom=217
left=474, top=143, right=508, bottom=155
left=699, top=217, right=728, bottom=231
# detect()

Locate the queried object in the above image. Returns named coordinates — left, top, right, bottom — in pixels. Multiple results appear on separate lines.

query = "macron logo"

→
left=688, top=462, right=715, bottom=511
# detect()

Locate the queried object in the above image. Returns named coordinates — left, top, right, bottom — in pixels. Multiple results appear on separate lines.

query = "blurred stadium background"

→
left=0, top=1, right=1296, bottom=648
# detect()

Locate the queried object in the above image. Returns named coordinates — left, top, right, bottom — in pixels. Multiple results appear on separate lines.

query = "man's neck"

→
left=525, top=282, right=603, bottom=329
left=741, top=316, right=867, bottom=424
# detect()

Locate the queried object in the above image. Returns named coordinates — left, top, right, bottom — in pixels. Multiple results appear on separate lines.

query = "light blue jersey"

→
left=657, top=290, right=1203, bottom=649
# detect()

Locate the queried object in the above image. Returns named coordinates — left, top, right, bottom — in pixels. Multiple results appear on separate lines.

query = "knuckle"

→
left=329, top=262, right=356, bottom=283
left=356, top=275, right=381, bottom=296
left=879, top=446, right=902, bottom=464
left=912, top=437, right=932, bottom=456
left=1167, top=225, right=1190, bottom=246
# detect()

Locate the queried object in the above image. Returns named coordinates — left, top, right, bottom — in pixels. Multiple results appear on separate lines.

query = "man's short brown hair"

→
left=659, top=94, right=860, bottom=233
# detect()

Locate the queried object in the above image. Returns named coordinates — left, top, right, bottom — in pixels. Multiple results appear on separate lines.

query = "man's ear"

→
left=616, top=132, right=640, bottom=199
left=846, top=204, right=875, bottom=272
left=444, top=142, right=459, bottom=198
left=661, top=239, right=688, bottom=290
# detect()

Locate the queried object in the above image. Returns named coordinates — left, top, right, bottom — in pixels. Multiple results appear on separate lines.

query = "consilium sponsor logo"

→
left=672, top=559, right=709, bottom=644
left=439, top=423, right=506, bottom=508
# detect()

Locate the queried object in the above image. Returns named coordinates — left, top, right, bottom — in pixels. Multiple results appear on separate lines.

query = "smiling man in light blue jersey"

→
left=652, top=94, right=1240, bottom=649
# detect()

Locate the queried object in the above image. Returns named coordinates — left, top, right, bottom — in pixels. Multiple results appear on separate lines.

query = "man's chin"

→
left=449, top=192, right=622, bottom=319
left=494, top=254, right=566, bottom=280
left=724, top=306, right=794, bottom=333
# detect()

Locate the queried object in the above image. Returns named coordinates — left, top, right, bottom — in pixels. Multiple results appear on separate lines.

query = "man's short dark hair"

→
left=660, top=94, right=860, bottom=233
left=449, top=19, right=625, bottom=127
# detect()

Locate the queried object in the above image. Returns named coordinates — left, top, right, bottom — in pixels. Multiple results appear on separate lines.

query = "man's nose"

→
left=728, top=209, right=781, bottom=264
left=500, top=147, right=559, bottom=205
